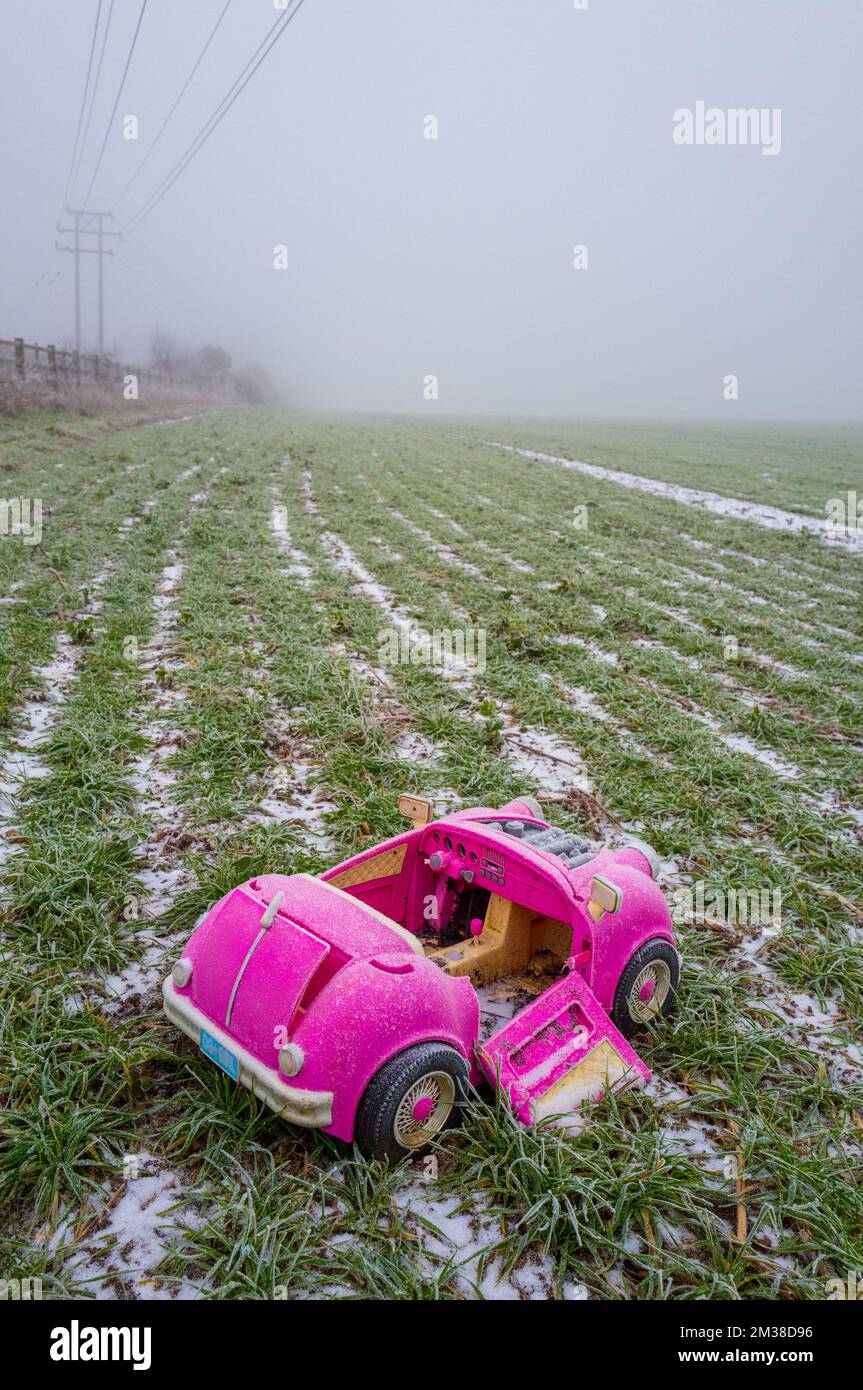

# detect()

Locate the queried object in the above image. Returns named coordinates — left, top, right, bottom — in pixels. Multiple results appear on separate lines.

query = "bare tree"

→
left=150, top=326, right=180, bottom=374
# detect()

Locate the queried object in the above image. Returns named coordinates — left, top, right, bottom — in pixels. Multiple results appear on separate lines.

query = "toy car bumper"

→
left=162, top=977, right=334, bottom=1129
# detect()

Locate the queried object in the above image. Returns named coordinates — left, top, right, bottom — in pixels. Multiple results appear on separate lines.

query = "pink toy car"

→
left=163, top=795, right=679, bottom=1160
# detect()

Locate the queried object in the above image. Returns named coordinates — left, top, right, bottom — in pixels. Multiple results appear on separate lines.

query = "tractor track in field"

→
left=0, top=477, right=175, bottom=871
left=486, top=442, right=863, bottom=552
left=102, top=485, right=216, bottom=1012
left=382, top=500, right=863, bottom=843
left=246, top=714, right=339, bottom=855
left=270, top=486, right=313, bottom=588
left=302, top=471, right=601, bottom=814
left=270, top=473, right=448, bottom=783
left=0, top=566, right=113, bottom=871
left=417, top=489, right=860, bottom=685
left=106, top=552, right=196, bottom=1012
left=408, top=464, right=862, bottom=676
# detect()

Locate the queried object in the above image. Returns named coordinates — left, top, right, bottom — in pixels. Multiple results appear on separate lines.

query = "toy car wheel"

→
left=611, top=939, right=680, bottom=1037
left=355, top=1043, right=469, bottom=1162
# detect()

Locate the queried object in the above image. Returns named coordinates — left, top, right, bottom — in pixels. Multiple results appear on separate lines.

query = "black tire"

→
left=611, top=939, right=680, bottom=1038
left=354, top=1042, right=469, bottom=1162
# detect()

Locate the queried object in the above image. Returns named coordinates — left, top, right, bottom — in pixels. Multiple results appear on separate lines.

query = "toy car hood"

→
left=176, top=872, right=424, bottom=1040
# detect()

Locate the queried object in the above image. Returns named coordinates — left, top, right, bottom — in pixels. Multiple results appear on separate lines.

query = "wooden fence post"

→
left=14, top=337, right=25, bottom=380
left=47, top=344, right=58, bottom=391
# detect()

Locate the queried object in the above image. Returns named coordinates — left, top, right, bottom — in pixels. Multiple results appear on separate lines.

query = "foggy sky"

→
left=1, top=0, right=860, bottom=418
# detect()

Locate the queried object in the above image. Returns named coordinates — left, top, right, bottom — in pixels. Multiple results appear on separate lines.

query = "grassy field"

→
left=1, top=406, right=862, bottom=1300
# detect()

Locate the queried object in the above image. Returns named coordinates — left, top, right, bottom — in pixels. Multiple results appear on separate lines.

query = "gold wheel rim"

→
left=393, top=1071, right=456, bottom=1149
left=628, top=959, right=672, bottom=1024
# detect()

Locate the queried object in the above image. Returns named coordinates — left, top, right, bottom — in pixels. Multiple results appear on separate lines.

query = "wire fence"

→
left=0, top=334, right=227, bottom=395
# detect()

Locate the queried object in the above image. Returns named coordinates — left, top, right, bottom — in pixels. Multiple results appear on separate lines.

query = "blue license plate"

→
left=200, top=1027, right=239, bottom=1081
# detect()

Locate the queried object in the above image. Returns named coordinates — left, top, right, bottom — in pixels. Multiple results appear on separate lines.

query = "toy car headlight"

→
left=172, top=957, right=193, bottom=988
left=278, top=1043, right=304, bottom=1077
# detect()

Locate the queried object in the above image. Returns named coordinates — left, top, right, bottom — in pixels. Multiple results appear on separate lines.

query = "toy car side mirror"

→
left=588, top=874, right=623, bottom=921
left=399, top=794, right=433, bottom=828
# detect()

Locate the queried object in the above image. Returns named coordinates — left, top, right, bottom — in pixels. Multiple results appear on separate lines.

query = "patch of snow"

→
left=394, top=1186, right=555, bottom=1300
left=558, top=682, right=612, bottom=723
left=55, top=1153, right=199, bottom=1300
left=0, top=569, right=111, bottom=867
left=249, top=753, right=338, bottom=854
left=269, top=497, right=314, bottom=586
left=555, top=634, right=619, bottom=666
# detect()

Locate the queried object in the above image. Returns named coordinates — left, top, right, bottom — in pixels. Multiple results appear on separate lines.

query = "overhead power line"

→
left=69, top=0, right=116, bottom=204
left=121, top=0, right=307, bottom=241
left=116, top=0, right=233, bottom=208
left=81, top=0, right=149, bottom=208
left=62, top=0, right=103, bottom=213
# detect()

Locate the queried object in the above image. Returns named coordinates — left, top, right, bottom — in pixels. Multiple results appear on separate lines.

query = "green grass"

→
left=1, top=407, right=861, bottom=1300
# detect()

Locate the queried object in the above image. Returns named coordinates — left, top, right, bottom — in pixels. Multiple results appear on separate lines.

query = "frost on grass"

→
left=117, top=491, right=161, bottom=540
left=327, top=641, right=443, bottom=768
left=386, top=503, right=485, bottom=578
left=669, top=695, right=863, bottom=833
left=4, top=411, right=861, bottom=1308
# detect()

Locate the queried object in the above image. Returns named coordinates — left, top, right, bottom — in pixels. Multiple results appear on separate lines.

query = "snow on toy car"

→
left=163, top=795, right=679, bottom=1160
